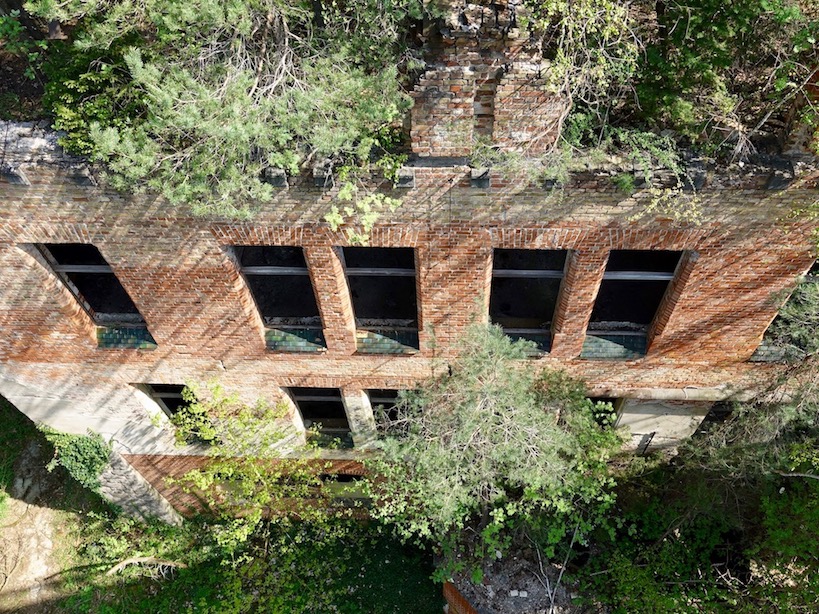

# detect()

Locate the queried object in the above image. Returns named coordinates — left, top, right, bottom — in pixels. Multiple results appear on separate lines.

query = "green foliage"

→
left=0, top=395, right=32, bottom=521
left=41, top=39, right=147, bottom=156
left=40, top=426, right=111, bottom=491
left=167, top=381, right=361, bottom=564
left=582, top=463, right=819, bottom=612
left=368, top=325, right=623, bottom=570
left=612, top=172, right=636, bottom=195
left=27, top=0, right=425, bottom=217
left=768, top=280, right=819, bottom=361
left=0, top=9, right=48, bottom=80
left=524, top=0, right=638, bottom=105
left=632, top=0, right=818, bottom=154
left=59, top=514, right=441, bottom=614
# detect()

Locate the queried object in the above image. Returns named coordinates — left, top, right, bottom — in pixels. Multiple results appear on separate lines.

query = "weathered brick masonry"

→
left=0, top=125, right=817, bottom=512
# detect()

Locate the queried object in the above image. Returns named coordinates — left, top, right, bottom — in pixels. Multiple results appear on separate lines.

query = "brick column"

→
left=493, top=63, right=568, bottom=154
left=550, top=248, right=609, bottom=358
left=647, top=251, right=699, bottom=353
left=416, top=230, right=493, bottom=355
left=304, top=246, right=357, bottom=355
left=411, top=65, right=476, bottom=157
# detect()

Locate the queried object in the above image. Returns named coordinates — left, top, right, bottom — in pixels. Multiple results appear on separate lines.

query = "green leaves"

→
left=368, top=325, right=624, bottom=568
left=39, top=426, right=111, bottom=491
left=28, top=0, right=425, bottom=218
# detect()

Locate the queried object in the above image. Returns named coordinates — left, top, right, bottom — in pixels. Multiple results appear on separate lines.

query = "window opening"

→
left=582, top=250, right=682, bottom=360
left=145, top=384, right=193, bottom=417
left=234, top=246, right=325, bottom=351
left=37, top=243, right=156, bottom=349
left=342, top=247, right=419, bottom=352
left=39, top=243, right=144, bottom=324
left=368, top=389, right=401, bottom=422
left=289, top=387, right=353, bottom=448
left=489, top=249, right=567, bottom=352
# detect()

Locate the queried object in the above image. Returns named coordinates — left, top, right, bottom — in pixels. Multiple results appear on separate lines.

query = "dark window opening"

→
left=583, top=250, right=682, bottom=360
left=145, top=384, right=193, bottom=417
left=588, top=250, right=681, bottom=334
left=38, top=243, right=145, bottom=326
left=235, top=246, right=321, bottom=327
left=342, top=247, right=419, bottom=351
left=234, top=246, right=325, bottom=350
left=290, top=387, right=353, bottom=448
left=489, top=249, right=567, bottom=351
left=807, top=259, right=819, bottom=280
left=368, top=389, right=401, bottom=422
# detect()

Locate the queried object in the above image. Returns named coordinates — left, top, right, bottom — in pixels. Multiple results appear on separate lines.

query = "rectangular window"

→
left=367, top=389, right=401, bottom=422
left=145, top=384, right=192, bottom=417
left=342, top=247, right=419, bottom=353
left=234, top=246, right=325, bottom=351
left=582, top=250, right=682, bottom=360
left=37, top=243, right=156, bottom=349
left=489, top=249, right=567, bottom=352
left=289, top=387, right=353, bottom=448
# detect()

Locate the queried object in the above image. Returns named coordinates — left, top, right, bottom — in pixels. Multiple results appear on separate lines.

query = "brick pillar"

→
left=493, top=63, right=568, bottom=154
left=411, top=65, right=477, bottom=157
left=550, top=248, right=609, bottom=358
left=647, top=251, right=699, bottom=352
left=304, top=246, right=357, bottom=355
left=416, top=230, right=493, bottom=354
left=341, top=388, right=378, bottom=449
left=14, top=243, right=97, bottom=346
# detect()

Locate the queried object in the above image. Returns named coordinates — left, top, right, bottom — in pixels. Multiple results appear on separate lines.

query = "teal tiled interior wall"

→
left=749, top=340, right=787, bottom=362
left=356, top=329, right=419, bottom=354
left=97, top=326, right=157, bottom=349
left=265, top=327, right=326, bottom=352
left=580, top=333, right=647, bottom=360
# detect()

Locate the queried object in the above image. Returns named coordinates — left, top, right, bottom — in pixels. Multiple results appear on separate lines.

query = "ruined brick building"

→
left=1, top=2, right=818, bottom=519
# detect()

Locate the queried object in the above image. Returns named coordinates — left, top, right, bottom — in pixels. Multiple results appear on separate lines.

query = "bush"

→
left=368, top=325, right=624, bottom=571
left=40, top=426, right=111, bottom=491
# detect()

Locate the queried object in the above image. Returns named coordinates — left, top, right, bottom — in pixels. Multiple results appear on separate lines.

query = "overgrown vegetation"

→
left=577, top=275, right=819, bottom=612
left=369, top=325, right=624, bottom=577
left=39, top=426, right=111, bottom=491
left=57, top=515, right=442, bottom=613
left=16, top=0, right=429, bottom=218
left=0, top=395, right=30, bottom=521
left=2, top=0, right=816, bottom=221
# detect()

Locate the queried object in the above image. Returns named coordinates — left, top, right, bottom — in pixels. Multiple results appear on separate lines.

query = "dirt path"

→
left=0, top=441, right=70, bottom=612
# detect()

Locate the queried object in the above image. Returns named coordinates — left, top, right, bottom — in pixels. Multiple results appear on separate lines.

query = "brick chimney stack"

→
left=410, top=0, right=569, bottom=158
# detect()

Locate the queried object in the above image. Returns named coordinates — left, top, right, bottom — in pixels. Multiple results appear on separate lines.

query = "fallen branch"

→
left=776, top=471, right=819, bottom=481
left=105, top=557, right=188, bottom=576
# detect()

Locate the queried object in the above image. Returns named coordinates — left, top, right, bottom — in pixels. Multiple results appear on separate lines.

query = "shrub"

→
left=40, top=426, right=111, bottom=491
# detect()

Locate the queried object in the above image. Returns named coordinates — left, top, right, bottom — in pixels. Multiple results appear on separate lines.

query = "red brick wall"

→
left=0, top=164, right=817, bottom=511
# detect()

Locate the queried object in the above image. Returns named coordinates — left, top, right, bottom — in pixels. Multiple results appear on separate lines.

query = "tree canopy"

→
left=367, top=325, right=623, bottom=569
left=1, top=1, right=815, bottom=217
